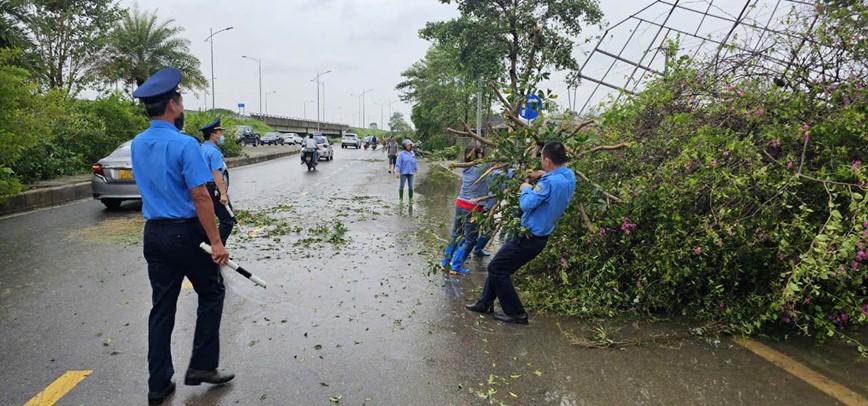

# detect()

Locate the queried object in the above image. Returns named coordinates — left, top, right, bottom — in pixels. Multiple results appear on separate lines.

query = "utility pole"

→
left=265, top=90, right=276, bottom=115
left=205, top=26, right=233, bottom=110
left=311, top=70, right=332, bottom=132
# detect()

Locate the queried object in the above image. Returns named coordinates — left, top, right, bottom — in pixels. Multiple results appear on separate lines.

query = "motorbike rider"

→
left=301, top=133, right=319, bottom=165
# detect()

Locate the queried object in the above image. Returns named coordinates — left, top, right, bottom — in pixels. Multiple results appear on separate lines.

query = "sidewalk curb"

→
left=0, top=149, right=299, bottom=216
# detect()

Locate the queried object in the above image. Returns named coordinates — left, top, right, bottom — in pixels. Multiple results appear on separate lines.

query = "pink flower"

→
left=737, top=90, right=744, bottom=97
left=815, top=4, right=822, bottom=12
left=728, top=229, right=734, bottom=237
left=787, top=161, right=793, bottom=168
left=862, top=304, right=868, bottom=317
left=756, top=108, right=764, bottom=118
left=693, top=247, right=702, bottom=254
left=709, top=160, right=717, bottom=168
left=852, top=161, right=862, bottom=171
left=719, top=302, right=724, bottom=309
left=804, top=132, right=810, bottom=141
left=804, top=298, right=811, bottom=304
left=770, top=139, right=780, bottom=148
left=843, top=96, right=851, bottom=106
left=852, top=261, right=860, bottom=269
left=727, top=85, right=733, bottom=91
left=560, top=257, right=568, bottom=269
left=801, top=124, right=810, bottom=131
left=829, top=83, right=838, bottom=90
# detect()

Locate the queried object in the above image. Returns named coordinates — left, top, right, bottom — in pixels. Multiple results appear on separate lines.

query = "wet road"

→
left=1, top=148, right=865, bottom=405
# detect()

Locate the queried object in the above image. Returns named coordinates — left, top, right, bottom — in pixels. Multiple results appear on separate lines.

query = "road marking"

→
left=24, top=370, right=92, bottom=406
left=734, top=337, right=868, bottom=406
left=182, top=278, right=193, bottom=289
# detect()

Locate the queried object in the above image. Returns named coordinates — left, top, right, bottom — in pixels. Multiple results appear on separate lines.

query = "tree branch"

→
left=446, top=127, right=497, bottom=147
left=575, top=142, right=633, bottom=158
left=575, top=170, right=623, bottom=203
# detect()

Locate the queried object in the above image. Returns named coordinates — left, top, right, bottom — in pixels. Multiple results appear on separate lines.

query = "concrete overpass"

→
left=251, top=114, right=351, bottom=137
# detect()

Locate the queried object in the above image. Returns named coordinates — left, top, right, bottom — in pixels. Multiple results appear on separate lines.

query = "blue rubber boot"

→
left=472, top=235, right=491, bottom=257
left=449, top=246, right=472, bottom=275
left=440, top=243, right=457, bottom=269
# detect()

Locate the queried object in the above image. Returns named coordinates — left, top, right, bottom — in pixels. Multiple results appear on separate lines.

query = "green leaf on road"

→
left=533, top=370, right=542, bottom=377
left=314, top=344, right=323, bottom=350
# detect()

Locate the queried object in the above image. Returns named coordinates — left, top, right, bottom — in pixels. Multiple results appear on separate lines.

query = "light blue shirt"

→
left=396, top=150, right=417, bottom=175
left=519, top=166, right=576, bottom=236
left=201, top=141, right=224, bottom=173
left=457, top=164, right=492, bottom=202
left=131, top=120, right=213, bottom=220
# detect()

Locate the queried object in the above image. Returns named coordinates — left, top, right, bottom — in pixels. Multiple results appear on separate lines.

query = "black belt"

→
left=527, top=234, right=548, bottom=240
left=147, top=218, right=197, bottom=224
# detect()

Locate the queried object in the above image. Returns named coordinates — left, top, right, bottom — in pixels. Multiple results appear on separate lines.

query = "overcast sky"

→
left=120, top=0, right=802, bottom=128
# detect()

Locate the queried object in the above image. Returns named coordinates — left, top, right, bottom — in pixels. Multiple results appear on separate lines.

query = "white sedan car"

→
left=315, top=136, right=334, bottom=161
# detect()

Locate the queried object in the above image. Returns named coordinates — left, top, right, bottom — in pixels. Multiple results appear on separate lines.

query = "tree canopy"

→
left=99, top=5, right=206, bottom=92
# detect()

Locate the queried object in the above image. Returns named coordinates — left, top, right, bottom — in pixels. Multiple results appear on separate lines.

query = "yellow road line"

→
left=24, top=370, right=92, bottom=406
left=734, top=337, right=868, bottom=406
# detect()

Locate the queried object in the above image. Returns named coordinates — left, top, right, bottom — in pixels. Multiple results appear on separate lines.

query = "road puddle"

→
left=66, top=215, right=144, bottom=245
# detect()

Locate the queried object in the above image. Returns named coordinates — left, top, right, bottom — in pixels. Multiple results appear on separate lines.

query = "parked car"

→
left=91, top=141, right=229, bottom=210
left=261, top=132, right=284, bottom=145
left=341, top=133, right=361, bottom=149
left=315, top=136, right=334, bottom=161
left=233, top=125, right=260, bottom=147
left=282, top=133, right=303, bottom=145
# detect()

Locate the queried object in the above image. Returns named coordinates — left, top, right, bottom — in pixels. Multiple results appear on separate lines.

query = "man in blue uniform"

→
left=130, top=67, right=234, bottom=405
left=465, top=141, right=576, bottom=324
left=200, top=118, right=235, bottom=245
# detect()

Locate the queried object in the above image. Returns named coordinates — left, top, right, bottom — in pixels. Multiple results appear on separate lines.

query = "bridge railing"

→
left=250, top=113, right=350, bottom=128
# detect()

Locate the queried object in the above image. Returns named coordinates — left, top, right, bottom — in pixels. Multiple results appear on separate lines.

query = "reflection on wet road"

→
left=1, top=148, right=865, bottom=405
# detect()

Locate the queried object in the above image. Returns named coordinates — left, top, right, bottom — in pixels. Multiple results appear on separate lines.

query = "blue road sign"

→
left=519, top=94, right=542, bottom=120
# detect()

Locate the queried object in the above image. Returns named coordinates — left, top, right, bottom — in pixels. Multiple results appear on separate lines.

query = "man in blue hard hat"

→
left=200, top=117, right=235, bottom=245
left=130, top=67, right=235, bottom=405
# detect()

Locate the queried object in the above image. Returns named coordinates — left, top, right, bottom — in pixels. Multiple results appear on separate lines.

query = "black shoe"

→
left=465, top=302, right=494, bottom=314
left=493, top=312, right=529, bottom=324
left=184, top=368, right=235, bottom=386
left=147, top=381, right=175, bottom=405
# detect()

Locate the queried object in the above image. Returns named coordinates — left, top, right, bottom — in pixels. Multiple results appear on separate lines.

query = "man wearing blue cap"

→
left=200, top=118, right=235, bottom=245
left=130, top=67, right=235, bottom=405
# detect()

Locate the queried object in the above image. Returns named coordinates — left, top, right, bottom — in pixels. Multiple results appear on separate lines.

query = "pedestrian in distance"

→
left=465, top=141, right=576, bottom=325
left=200, top=117, right=235, bottom=245
left=395, top=139, right=417, bottom=200
left=386, top=136, right=399, bottom=173
left=130, top=67, right=235, bottom=406
left=440, top=144, right=492, bottom=275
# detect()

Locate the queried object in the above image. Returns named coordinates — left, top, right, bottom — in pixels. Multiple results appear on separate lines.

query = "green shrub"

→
left=509, top=60, right=867, bottom=352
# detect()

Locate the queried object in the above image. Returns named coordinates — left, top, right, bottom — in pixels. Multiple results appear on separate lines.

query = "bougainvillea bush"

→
left=511, top=49, right=867, bottom=352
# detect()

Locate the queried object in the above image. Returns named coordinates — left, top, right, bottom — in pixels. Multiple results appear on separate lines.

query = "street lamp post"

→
left=241, top=55, right=262, bottom=115
left=349, top=93, right=362, bottom=129
left=265, top=91, right=277, bottom=115
left=205, top=26, right=233, bottom=110
left=311, top=70, right=332, bottom=132
left=304, top=100, right=314, bottom=121
left=388, top=100, right=398, bottom=132
left=359, top=88, right=373, bottom=129
left=373, top=101, right=384, bottom=131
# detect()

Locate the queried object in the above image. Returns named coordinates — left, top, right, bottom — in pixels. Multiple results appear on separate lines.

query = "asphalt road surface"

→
left=1, top=148, right=865, bottom=405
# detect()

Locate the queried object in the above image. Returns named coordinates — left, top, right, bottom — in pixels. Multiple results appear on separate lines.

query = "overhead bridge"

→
left=251, top=114, right=351, bottom=137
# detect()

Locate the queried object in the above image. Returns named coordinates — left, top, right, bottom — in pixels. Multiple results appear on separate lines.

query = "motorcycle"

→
left=363, top=141, right=370, bottom=150
left=302, top=148, right=318, bottom=171
left=370, top=141, right=378, bottom=151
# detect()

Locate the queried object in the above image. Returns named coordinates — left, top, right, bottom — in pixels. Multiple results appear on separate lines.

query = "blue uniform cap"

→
left=199, top=117, right=222, bottom=135
left=132, top=67, right=183, bottom=100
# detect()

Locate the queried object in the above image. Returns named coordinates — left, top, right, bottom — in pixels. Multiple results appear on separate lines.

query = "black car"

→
left=233, top=125, right=260, bottom=147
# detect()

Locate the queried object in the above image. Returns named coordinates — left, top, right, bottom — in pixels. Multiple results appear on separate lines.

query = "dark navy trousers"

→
left=477, top=235, right=548, bottom=315
left=206, top=183, right=235, bottom=245
left=144, top=220, right=225, bottom=392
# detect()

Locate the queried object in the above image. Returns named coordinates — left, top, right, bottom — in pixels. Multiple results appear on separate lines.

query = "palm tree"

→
left=100, top=5, right=206, bottom=91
